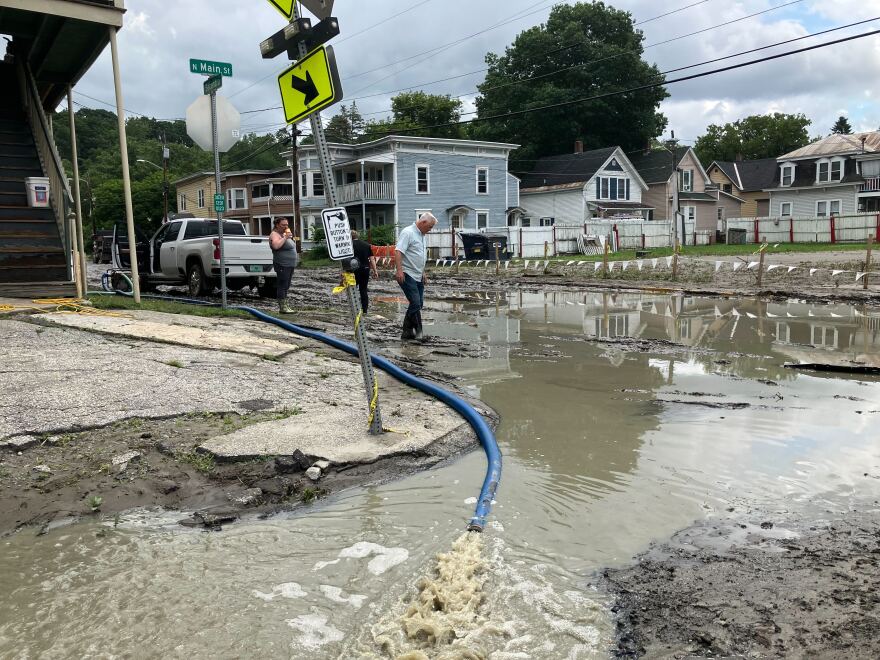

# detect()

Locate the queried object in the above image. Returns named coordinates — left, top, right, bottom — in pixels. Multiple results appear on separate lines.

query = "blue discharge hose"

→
left=93, top=283, right=501, bottom=532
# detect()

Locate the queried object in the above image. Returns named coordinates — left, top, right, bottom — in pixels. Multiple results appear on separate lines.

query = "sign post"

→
left=186, top=59, right=238, bottom=308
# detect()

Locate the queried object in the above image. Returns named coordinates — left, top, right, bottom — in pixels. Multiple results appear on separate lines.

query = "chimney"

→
left=574, top=140, right=583, bottom=154
left=861, top=136, right=866, bottom=154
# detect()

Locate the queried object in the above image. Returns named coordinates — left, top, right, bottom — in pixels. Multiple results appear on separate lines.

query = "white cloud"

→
left=71, top=0, right=880, bottom=145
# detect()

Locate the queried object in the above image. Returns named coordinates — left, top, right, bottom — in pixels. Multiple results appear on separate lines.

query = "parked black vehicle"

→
left=91, top=230, right=114, bottom=264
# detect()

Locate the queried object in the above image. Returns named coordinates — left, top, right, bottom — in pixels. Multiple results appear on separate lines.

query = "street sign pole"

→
left=293, top=3, right=382, bottom=434
left=210, top=90, right=228, bottom=309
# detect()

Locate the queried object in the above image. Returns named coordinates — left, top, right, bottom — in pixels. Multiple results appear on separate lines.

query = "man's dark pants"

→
left=398, top=273, right=424, bottom=339
left=355, top=268, right=370, bottom=313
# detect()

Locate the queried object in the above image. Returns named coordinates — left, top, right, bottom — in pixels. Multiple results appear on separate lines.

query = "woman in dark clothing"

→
left=350, top=230, right=379, bottom=313
left=269, top=217, right=298, bottom=313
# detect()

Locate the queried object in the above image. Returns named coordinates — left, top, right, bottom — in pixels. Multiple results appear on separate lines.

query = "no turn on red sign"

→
left=321, top=207, right=353, bottom=260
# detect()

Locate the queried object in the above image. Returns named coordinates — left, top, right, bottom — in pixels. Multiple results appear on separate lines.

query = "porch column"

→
left=109, top=26, right=141, bottom=302
left=67, top=86, right=87, bottom=299
left=360, top=160, right=366, bottom=232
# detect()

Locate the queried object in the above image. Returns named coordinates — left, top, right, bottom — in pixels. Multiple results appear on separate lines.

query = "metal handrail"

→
left=15, top=56, right=74, bottom=278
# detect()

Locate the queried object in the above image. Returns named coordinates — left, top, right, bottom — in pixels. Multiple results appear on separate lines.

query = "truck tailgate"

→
left=221, top=236, right=274, bottom=264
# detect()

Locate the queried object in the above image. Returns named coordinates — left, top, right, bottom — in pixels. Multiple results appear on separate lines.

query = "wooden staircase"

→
left=0, top=62, right=74, bottom=298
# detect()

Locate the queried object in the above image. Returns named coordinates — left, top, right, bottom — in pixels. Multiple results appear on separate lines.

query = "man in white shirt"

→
left=394, top=212, right=437, bottom=340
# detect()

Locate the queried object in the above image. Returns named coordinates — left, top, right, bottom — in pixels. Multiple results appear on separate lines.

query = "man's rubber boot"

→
left=401, top=314, right=416, bottom=340
left=413, top=311, right=424, bottom=340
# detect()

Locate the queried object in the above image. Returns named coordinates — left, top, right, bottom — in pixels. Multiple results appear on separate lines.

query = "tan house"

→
left=630, top=146, right=744, bottom=241
left=706, top=158, right=777, bottom=217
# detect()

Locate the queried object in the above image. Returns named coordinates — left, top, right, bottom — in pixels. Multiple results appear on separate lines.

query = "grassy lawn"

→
left=539, top=241, right=873, bottom=263
left=88, top=294, right=251, bottom=319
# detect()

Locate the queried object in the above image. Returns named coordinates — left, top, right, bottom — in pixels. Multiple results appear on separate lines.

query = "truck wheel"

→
left=187, top=263, right=207, bottom=297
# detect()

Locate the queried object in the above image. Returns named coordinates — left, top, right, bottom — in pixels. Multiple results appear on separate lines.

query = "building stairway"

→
left=0, top=61, right=74, bottom=298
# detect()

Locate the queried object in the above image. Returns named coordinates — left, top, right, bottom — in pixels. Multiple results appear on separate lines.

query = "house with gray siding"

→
left=767, top=131, right=880, bottom=218
left=518, top=143, right=651, bottom=225
left=283, top=135, right=519, bottom=239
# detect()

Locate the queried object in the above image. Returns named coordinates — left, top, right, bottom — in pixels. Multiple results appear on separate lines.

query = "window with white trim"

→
left=197, top=189, right=205, bottom=208
left=539, top=217, right=555, bottom=226
left=300, top=173, right=308, bottom=198
left=226, top=188, right=247, bottom=210
left=416, top=165, right=430, bottom=194
left=312, top=172, right=324, bottom=198
left=816, top=200, right=841, bottom=217
left=831, top=159, right=842, bottom=181
left=521, top=217, right=532, bottom=227
left=477, top=211, right=489, bottom=229
left=781, top=164, right=794, bottom=187
left=717, top=207, right=725, bottom=221
left=178, top=194, right=187, bottom=211
left=476, top=167, right=489, bottom=194
left=780, top=202, right=792, bottom=217
left=596, top=176, right=630, bottom=200
left=680, top=169, right=693, bottom=192
left=682, top=206, right=696, bottom=222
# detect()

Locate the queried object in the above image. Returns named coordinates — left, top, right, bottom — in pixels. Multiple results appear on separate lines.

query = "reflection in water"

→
left=1, top=290, right=878, bottom=659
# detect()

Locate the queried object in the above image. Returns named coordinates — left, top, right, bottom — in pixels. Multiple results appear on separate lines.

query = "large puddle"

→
left=2, top=291, right=880, bottom=658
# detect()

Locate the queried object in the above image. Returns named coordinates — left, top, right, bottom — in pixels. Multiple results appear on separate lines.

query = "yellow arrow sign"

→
left=266, top=0, right=296, bottom=20
left=277, top=45, right=342, bottom=124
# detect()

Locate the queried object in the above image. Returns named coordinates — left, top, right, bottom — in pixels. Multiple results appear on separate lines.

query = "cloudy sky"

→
left=72, top=0, right=880, bottom=147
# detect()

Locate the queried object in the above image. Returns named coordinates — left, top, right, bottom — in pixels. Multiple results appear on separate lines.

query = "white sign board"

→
left=321, top=207, right=354, bottom=260
left=185, top=95, right=241, bottom=153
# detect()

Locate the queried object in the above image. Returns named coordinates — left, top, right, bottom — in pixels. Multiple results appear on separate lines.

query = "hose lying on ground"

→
left=93, top=280, right=502, bottom=532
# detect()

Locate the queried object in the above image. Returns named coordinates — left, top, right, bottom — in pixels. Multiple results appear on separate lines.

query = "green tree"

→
left=469, top=2, right=668, bottom=162
left=831, top=115, right=853, bottom=135
left=694, top=113, right=812, bottom=163
left=324, top=104, right=355, bottom=143
left=362, top=92, right=464, bottom=140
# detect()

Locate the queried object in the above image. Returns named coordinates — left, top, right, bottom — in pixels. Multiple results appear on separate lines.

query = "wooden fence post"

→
left=603, top=239, right=610, bottom=278
left=830, top=215, right=836, bottom=244
left=452, top=226, right=457, bottom=260
left=495, top=244, right=500, bottom=276
left=865, top=235, right=874, bottom=290
left=672, top=240, right=679, bottom=281
left=757, top=244, right=766, bottom=287
left=754, top=218, right=759, bottom=244
left=552, top=225, right=557, bottom=256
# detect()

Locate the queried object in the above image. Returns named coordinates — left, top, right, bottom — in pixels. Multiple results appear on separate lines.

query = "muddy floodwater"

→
left=2, top=290, right=879, bottom=658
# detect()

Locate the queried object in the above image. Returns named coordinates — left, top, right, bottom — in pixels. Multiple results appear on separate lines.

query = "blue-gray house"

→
left=284, top=135, right=520, bottom=239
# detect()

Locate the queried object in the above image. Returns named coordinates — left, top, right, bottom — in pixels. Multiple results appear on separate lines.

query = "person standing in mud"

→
left=269, top=216, right=297, bottom=314
left=350, top=229, right=379, bottom=314
left=394, top=212, right=436, bottom=340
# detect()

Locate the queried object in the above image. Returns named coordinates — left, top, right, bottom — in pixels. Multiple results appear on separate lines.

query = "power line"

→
left=234, top=0, right=806, bottom=121
left=357, top=28, right=880, bottom=138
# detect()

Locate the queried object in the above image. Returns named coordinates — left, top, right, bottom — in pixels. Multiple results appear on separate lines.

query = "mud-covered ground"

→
left=602, top=510, right=880, bottom=659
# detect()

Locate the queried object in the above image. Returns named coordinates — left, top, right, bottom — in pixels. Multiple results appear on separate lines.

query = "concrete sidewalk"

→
left=1, top=309, right=472, bottom=466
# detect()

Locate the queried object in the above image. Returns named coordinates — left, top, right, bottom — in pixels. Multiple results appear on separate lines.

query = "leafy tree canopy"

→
left=52, top=108, right=288, bottom=233
left=694, top=113, right=812, bottom=163
left=362, top=92, right=464, bottom=141
left=470, top=1, right=668, bottom=164
left=831, top=115, right=853, bottom=135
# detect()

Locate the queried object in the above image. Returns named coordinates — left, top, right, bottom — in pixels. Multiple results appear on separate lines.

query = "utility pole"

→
left=667, top=131, right=681, bottom=248
left=162, top=134, right=169, bottom=224
left=291, top=124, right=302, bottom=249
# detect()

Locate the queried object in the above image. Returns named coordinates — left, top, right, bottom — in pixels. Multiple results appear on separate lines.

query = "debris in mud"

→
left=658, top=399, right=750, bottom=410
left=602, top=513, right=880, bottom=659
left=784, top=362, right=880, bottom=375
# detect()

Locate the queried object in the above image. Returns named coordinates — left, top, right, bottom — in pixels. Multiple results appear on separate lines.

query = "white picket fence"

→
left=407, top=220, right=704, bottom=259
left=726, top=213, right=880, bottom=244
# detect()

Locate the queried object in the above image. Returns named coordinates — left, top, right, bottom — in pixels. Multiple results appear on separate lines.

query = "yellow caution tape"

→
left=331, top=272, right=356, bottom=294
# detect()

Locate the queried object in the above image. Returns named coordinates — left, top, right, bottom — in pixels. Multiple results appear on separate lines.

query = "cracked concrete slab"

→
left=33, top=310, right=298, bottom=357
left=200, top=396, right=461, bottom=463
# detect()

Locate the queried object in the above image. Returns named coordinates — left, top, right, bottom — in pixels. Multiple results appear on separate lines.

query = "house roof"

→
left=518, top=147, right=618, bottom=189
left=766, top=157, right=862, bottom=190
left=711, top=158, right=778, bottom=192
left=628, top=147, right=690, bottom=185
left=779, top=131, right=880, bottom=160
left=678, top=192, right=717, bottom=202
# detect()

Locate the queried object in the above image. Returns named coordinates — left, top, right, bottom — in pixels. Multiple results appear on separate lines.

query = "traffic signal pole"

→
left=210, top=89, right=228, bottom=309
left=292, top=4, right=383, bottom=434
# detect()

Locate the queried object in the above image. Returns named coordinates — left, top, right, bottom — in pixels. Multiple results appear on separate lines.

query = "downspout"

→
left=67, top=86, right=87, bottom=298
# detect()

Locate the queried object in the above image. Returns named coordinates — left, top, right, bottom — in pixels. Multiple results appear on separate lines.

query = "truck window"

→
left=182, top=221, right=246, bottom=240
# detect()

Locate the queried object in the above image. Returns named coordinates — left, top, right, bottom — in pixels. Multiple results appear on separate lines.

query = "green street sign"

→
left=190, top=59, right=233, bottom=77
left=214, top=193, right=226, bottom=212
left=203, top=74, right=222, bottom=95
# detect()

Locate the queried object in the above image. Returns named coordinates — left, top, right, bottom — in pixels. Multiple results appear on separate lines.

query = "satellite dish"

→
left=186, top=95, right=241, bottom=153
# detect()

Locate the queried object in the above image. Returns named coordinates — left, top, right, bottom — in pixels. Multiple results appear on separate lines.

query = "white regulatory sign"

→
left=321, top=207, right=354, bottom=260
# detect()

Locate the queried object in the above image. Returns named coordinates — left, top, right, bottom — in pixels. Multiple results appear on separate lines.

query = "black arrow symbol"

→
left=290, top=71, right=319, bottom=104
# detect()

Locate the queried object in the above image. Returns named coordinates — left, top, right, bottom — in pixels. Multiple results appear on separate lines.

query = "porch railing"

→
left=16, top=57, right=74, bottom=279
left=860, top=176, right=880, bottom=192
left=338, top=180, right=394, bottom=203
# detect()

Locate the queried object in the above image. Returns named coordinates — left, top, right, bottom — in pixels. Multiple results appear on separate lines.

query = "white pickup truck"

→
left=112, top=217, right=277, bottom=297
